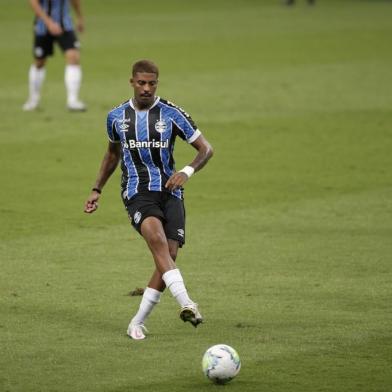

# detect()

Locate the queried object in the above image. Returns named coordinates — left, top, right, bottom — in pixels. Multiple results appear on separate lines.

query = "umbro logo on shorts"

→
left=177, top=229, right=184, bottom=238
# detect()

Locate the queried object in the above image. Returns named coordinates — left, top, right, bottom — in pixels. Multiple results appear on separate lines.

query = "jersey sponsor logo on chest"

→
left=123, top=139, right=169, bottom=149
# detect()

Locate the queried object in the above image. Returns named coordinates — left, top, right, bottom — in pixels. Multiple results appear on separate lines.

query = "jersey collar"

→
left=129, top=96, right=160, bottom=111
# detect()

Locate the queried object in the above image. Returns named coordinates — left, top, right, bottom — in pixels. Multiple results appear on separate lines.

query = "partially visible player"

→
left=285, top=0, right=315, bottom=5
left=84, top=60, right=214, bottom=340
left=23, top=0, right=86, bottom=111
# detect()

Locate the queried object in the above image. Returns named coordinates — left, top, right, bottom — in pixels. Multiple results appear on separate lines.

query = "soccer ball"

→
left=202, top=344, right=241, bottom=384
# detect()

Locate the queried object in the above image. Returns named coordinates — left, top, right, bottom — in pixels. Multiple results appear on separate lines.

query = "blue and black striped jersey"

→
left=34, top=0, right=74, bottom=35
left=107, top=97, right=201, bottom=200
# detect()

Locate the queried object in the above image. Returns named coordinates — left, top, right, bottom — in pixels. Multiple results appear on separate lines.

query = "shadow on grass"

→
left=107, top=378, right=259, bottom=392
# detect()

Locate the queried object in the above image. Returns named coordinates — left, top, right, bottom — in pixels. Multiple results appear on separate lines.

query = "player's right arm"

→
left=84, top=142, right=121, bottom=214
left=29, top=0, right=63, bottom=36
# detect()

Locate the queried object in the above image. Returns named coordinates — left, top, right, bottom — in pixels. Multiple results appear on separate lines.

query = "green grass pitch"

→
left=1, top=0, right=392, bottom=391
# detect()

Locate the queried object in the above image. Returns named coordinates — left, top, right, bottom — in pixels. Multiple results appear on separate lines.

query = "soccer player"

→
left=84, top=60, right=214, bottom=340
left=23, top=0, right=86, bottom=111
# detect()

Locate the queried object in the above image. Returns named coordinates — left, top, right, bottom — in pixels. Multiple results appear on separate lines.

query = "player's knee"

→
left=147, top=230, right=167, bottom=250
left=65, top=49, right=80, bottom=65
left=35, top=58, right=46, bottom=68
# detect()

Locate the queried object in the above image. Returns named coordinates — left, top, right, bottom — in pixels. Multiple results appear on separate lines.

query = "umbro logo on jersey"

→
left=155, top=120, right=167, bottom=133
left=118, top=111, right=131, bottom=131
left=119, top=117, right=131, bottom=131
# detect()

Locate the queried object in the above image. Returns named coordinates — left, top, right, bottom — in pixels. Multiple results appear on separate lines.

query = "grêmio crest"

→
left=155, top=119, right=167, bottom=133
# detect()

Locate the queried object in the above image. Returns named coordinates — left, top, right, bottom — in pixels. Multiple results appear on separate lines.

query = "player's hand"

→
left=47, top=20, right=63, bottom=36
left=165, top=172, right=188, bottom=191
left=84, top=192, right=100, bottom=213
left=76, top=17, right=84, bottom=33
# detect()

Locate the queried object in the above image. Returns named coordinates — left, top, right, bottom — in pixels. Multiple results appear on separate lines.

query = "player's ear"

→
left=130, top=78, right=134, bottom=85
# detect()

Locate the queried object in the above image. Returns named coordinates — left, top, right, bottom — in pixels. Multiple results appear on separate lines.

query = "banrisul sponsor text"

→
left=123, top=139, right=169, bottom=149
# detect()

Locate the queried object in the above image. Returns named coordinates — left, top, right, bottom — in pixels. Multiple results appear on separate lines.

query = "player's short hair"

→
left=132, top=60, right=159, bottom=77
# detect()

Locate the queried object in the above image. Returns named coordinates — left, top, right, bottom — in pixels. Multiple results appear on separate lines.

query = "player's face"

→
left=130, top=72, right=158, bottom=109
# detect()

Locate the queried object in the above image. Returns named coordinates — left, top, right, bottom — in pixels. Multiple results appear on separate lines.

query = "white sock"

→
left=131, top=287, right=162, bottom=325
left=27, top=64, right=46, bottom=102
left=162, top=268, right=193, bottom=307
left=65, top=64, right=82, bottom=104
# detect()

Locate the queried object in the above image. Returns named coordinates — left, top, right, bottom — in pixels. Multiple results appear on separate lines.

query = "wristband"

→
left=179, top=165, right=195, bottom=178
left=92, top=187, right=102, bottom=194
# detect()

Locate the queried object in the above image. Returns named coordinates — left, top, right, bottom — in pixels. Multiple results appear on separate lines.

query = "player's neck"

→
left=132, top=97, right=155, bottom=111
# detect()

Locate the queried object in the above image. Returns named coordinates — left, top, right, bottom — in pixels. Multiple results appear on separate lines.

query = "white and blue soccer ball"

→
left=202, top=344, right=241, bottom=384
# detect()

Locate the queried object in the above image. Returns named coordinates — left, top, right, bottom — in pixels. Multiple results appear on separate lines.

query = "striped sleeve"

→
left=171, top=106, right=201, bottom=143
left=106, top=111, right=120, bottom=143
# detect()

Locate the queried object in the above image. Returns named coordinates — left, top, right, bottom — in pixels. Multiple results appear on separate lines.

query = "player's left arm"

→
left=70, top=0, right=84, bottom=33
left=165, top=134, right=214, bottom=191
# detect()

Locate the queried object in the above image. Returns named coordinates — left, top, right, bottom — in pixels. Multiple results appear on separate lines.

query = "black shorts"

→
left=123, top=191, right=186, bottom=247
left=33, top=31, right=80, bottom=59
